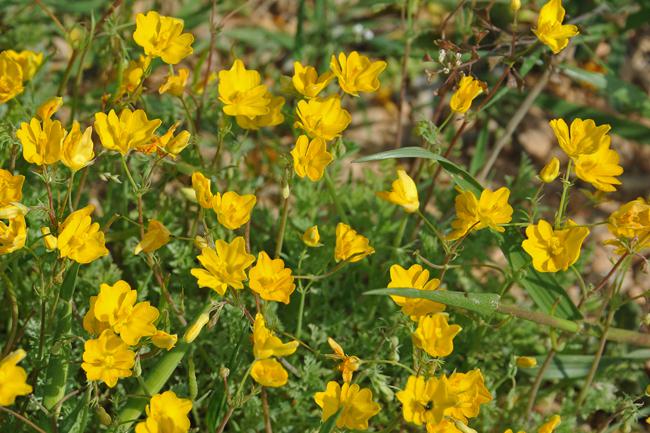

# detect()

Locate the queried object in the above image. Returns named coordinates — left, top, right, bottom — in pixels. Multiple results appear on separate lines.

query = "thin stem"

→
left=274, top=183, right=290, bottom=259
left=0, top=406, right=48, bottom=433
left=576, top=310, right=613, bottom=410
left=416, top=210, right=450, bottom=254
left=261, top=388, right=273, bottom=433
left=120, top=155, right=139, bottom=193
left=324, top=171, right=348, bottom=224
left=1, top=272, right=19, bottom=357
left=554, top=159, right=572, bottom=228
left=525, top=349, right=556, bottom=419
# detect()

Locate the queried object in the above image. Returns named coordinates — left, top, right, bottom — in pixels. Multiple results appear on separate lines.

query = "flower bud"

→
left=96, top=406, right=112, bottom=426
left=511, top=0, right=521, bottom=13
left=184, top=312, right=210, bottom=343
left=516, top=356, right=538, bottom=368
left=41, top=227, right=58, bottom=250
left=539, top=157, right=560, bottom=183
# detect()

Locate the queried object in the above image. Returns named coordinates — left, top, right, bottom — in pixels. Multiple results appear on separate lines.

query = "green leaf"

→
left=59, top=387, right=91, bottom=433
left=364, top=288, right=500, bottom=317
left=354, top=147, right=483, bottom=194
left=319, top=409, right=342, bottom=433
left=521, top=350, right=650, bottom=379
left=501, top=229, right=582, bottom=320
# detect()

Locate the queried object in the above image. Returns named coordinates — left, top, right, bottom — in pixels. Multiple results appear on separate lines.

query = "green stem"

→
left=324, top=171, right=348, bottom=224
left=274, top=181, right=291, bottom=259
left=120, top=155, right=139, bottom=193
left=554, top=159, right=572, bottom=228
left=416, top=210, right=450, bottom=254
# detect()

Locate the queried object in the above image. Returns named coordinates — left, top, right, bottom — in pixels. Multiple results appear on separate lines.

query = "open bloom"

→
left=396, top=375, right=458, bottom=426
left=539, top=157, right=560, bottom=183
left=290, top=135, right=333, bottom=181
left=314, top=381, right=381, bottom=430
left=0, top=52, right=24, bottom=104
left=135, top=220, right=171, bottom=255
left=0, top=169, right=24, bottom=218
left=251, top=358, right=289, bottom=388
left=302, top=225, right=321, bottom=247
left=253, top=313, right=299, bottom=360
left=248, top=251, right=296, bottom=304
left=327, top=338, right=360, bottom=383
left=445, top=369, right=492, bottom=422
left=212, top=191, right=256, bottom=230
left=522, top=219, right=590, bottom=272
left=293, top=61, right=333, bottom=98
left=606, top=198, right=650, bottom=253
left=377, top=169, right=419, bottom=213
left=450, top=75, right=486, bottom=114
left=151, top=330, right=178, bottom=351
left=153, top=123, right=191, bottom=158
left=159, top=67, right=189, bottom=97
left=118, top=55, right=151, bottom=96
left=61, top=121, right=94, bottom=171
left=447, top=187, right=513, bottom=240
left=334, top=223, right=375, bottom=263
left=93, top=280, right=160, bottom=346
left=133, top=11, right=194, bottom=64
left=4, top=50, right=43, bottom=81
left=236, top=95, right=285, bottom=130
left=56, top=205, right=109, bottom=264
left=191, top=237, right=255, bottom=295
left=388, top=264, right=445, bottom=319
left=330, top=51, right=387, bottom=96
left=17, top=117, right=65, bottom=165
left=538, top=415, right=561, bottom=433
left=573, top=141, right=623, bottom=192
left=0, top=349, right=33, bottom=406
left=135, top=391, right=192, bottom=433
left=95, top=109, right=161, bottom=155
left=36, top=96, right=63, bottom=121
left=549, top=118, right=610, bottom=159
left=0, top=215, right=27, bottom=255
left=295, top=95, right=351, bottom=141
left=191, top=171, right=213, bottom=208
left=81, top=329, right=135, bottom=388
left=533, top=0, right=579, bottom=54
left=218, top=59, right=271, bottom=118
left=412, top=313, right=462, bottom=358
left=83, top=296, right=109, bottom=336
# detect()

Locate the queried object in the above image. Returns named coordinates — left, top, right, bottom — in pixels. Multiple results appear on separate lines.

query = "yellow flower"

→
left=118, top=55, right=151, bottom=96
left=61, top=121, right=94, bottom=171
left=447, top=187, right=513, bottom=240
left=292, top=61, right=333, bottom=98
left=0, top=215, right=27, bottom=255
left=533, top=0, right=579, bottom=54
left=37, top=96, right=63, bottom=120
left=83, top=296, right=109, bottom=336
left=40, top=227, right=58, bottom=250
left=377, top=169, right=419, bottom=213
left=522, top=219, right=590, bottom=272
left=191, top=172, right=213, bottom=209
left=251, top=358, right=289, bottom=388
left=253, top=313, right=299, bottom=360
left=327, top=337, right=360, bottom=383
left=606, top=198, right=650, bottom=253
left=93, top=280, right=160, bottom=346
left=449, top=76, right=486, bottom=114
left=218, top=59, right=271, bottom=118
left=248, top=251, right=296, bottom=304
left=133, top=11, right=194, bottom=64
left=4, top=50, right=43, bottom=81
left=314, top=381, right=381, bottom=430
left=135, top=391, right=192, bottom=433
left=159, top=67, right=189, bottom=97
left=539, top=157, right=560, bottom=183
left=0, top=349, right=33, bottom=406
left=549, top=118, right=609, bottom=159
left=330, top=51, right=387, bottom=96
left=516, top=356, right=538, bottom=368
left=235, top=95, right=285, bottom=130
left=151, top=330, right=177, bottom=351
left=511, top=0, right=522, bottom=12
left=153, top=122, right=191, bottom=158
left=0, top=169, right=24, bottom=218
left=412, top=313, right=462, bottom=358
left=183, top=312, right=210, bottom=343
left=445, top=369, right=492, bottom=422
left=0, top=52, right=24, bottom=104
left=56, top=205, right=109, bottom=264
left=396, top=375, right=458, bottom=426
left=191, top=237, right=255, bottom=295
left=538, top=415, right=561, bottom=433
left=81, top=329, right=135, bottom=388
left=290, top=135, right=333, bottom=181
left=295, top=95, right=351, bottom=141
left=334, top=222, right=375, bottom=263
left=387, top=264, right=445, bottom=319
left=302, top=225, right=321, bottom=247
left=135, top=220, right=171, bottom=255
left=94, top=108, right=161, bottom=155
left=573, top=142, right=623, bottom=192
left=17, top=117, right=65, bottom=165
left=212, top=191, right=256, bottom=230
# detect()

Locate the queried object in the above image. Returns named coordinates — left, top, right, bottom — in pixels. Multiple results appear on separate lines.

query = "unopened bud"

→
left=511, top=0, right=521, bottom=12
left=96, top=406, right=112, bottom=426
left=282, top=183, right=290, bottom=199
left=516, top=356, right=538, bottom=368
left=184, top=312, right=210, bottom=343
left=539, top=157, right=560, bottom=183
